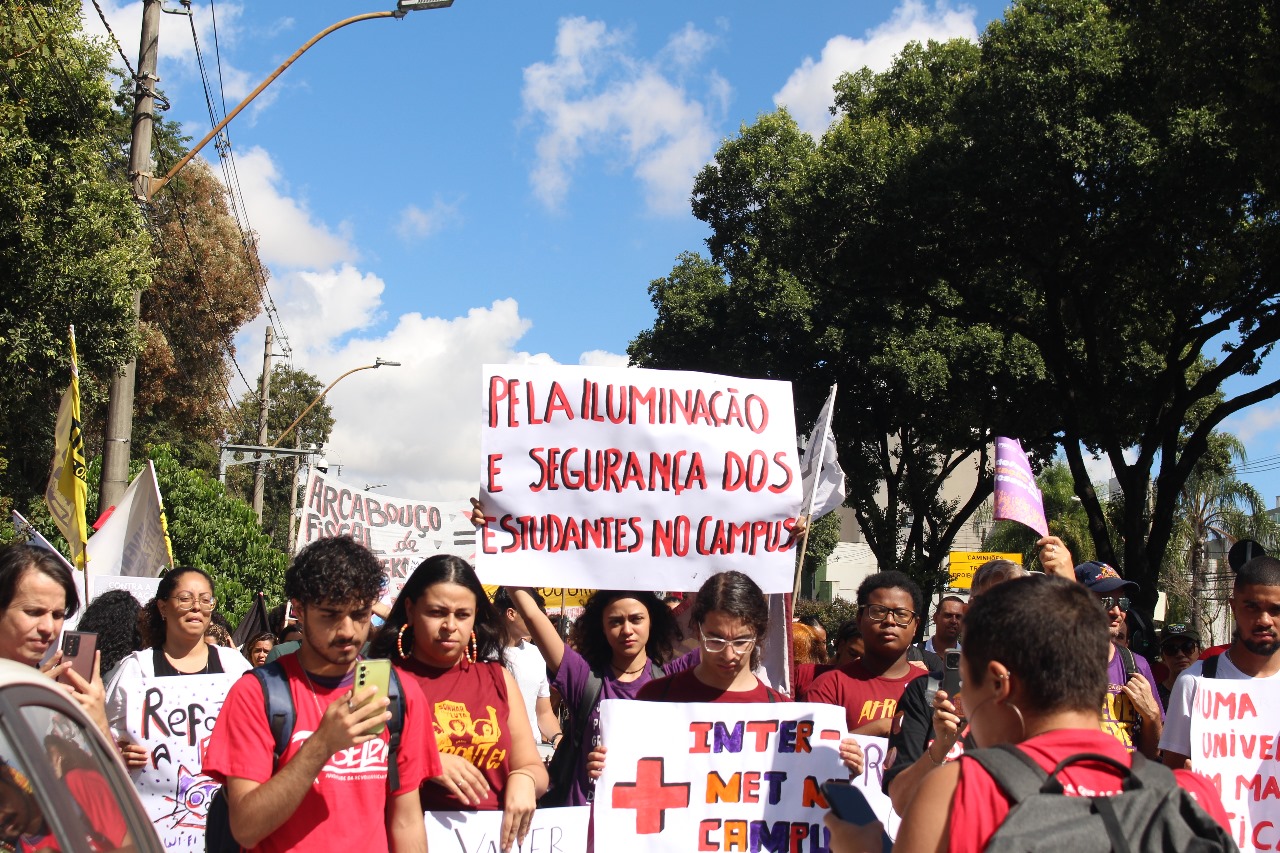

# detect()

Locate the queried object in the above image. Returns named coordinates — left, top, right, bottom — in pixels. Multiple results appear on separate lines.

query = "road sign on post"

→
left=947, top=550, right=1023, bottom=590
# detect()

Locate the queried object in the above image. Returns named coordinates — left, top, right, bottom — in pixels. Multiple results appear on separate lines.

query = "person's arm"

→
left=510, top=588, right=565, bottom=674
left=56, top=650, right=111, bottom=741
left=1035, top=535, right=1075, bottom=580
left=1124, top=672, right=1164, bottom=760
left=227, top=686, right=389, bottom=848
left=535, top=695, right=562, bottom=744
left=387, top=788, right=427, bottom=853
left=500, top=671, right=550, bottom=852
left=1157, top=665, right=1196, bottom=767
left=1161, top=750, right=1191, bottom=770
left=888, top=689, right=961, bottom=817
left=892, top=760, right=960, bottom=853
left=851, top=718, right=893, bottom=737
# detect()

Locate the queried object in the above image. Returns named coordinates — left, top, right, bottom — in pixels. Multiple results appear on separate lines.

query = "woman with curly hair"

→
left=105, top=567, right=250, bottom=768
left=371, top=556, right=547, bottom=853
left=75, top=590, right=144, bottom=681
left=507, top=585, right=685, bottom=806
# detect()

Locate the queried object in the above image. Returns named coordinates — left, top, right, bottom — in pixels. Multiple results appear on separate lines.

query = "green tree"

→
left=0, top=0, right=153, bottom=504
left=229, top=366, right=334, bottom=552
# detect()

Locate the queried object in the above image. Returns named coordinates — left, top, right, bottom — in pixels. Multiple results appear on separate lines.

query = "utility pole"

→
left=100, top=0, right=162, bottom=515
left=252, top=326, right=274, bottom=520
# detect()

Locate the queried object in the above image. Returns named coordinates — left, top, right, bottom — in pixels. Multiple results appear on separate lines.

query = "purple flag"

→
left=993, top=437, right=1048, bottom=537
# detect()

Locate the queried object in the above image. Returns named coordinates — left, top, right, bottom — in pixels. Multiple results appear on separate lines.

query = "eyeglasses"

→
left=170, top=593, right=216, bottom=612
left=1098, top=596, right=1130, bottom=612
left=862, top=604, right=918, bottom=627
left=1161, top=640, right=1198, bottom=656
left=699, top=627, right=756, bottom=654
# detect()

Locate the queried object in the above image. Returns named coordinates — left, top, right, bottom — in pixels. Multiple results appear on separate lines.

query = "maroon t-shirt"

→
left=397, top=658, right=512, bottom=811
left=801, top=658, right=928, bottom=730
left=636, top=668, right=787, bottom=703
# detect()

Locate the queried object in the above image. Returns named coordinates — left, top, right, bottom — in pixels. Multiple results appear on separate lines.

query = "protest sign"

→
left=595, top=699, right=893, bottom=851
left=298, top=468, right=476, bottom=595
left=947, top=551, right=1023, bottom=590
left=993, top=437, right=1048, bottom=537
left=425, top=807, right=590, bottom=853
left=86, top=460, right=173, bottom=577
left=90, top=573, right=162, bottom=604
left=119, top=674, right=240, bottom=849
left=1189, top=677, right=1280, bottom=852
left=478, top=365, right=804, bottom=592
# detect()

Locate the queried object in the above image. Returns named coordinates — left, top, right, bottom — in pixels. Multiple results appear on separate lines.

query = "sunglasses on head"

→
left=1161, top=639, right=1198, bottom=656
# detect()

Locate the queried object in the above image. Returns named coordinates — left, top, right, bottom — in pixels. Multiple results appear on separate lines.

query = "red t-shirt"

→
left=791, top=663, right=836, bottom=698
left=397, top=658, right=513, bottom=812
left=636, top=668, right=789, bottom=703
left=203, top=654, right=437, bottom=853
left=65, top=767, right=129, bottom=847
left=947, top=728, right=1231, bottom=852
left=801, top=659, right=928, bottom=730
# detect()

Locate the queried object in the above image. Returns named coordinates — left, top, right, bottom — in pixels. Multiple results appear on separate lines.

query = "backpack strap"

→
left=964, top=743, right=1050, bottom=805
left=1117, top=645, right=1139, bottom=681
left=386, top=668, right=406, bottom=792
left=573, top=669, right=604, bottom=751
left=250, top=661, right=295, bottom=765
left=1202, top=653, right=1220, bottom=678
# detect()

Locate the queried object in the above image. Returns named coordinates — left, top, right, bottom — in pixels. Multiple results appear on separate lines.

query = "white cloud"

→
left=1224, top=403, right=1280, bottom=446
left=231, top=146, right=357, bottom=269
left=774, top=0, right=978, bottom=137
left=578, top=350, right=630, bottom=368
left=396, top=196, right=463, bottom=242
left=521, top=17, right=727, bottom=215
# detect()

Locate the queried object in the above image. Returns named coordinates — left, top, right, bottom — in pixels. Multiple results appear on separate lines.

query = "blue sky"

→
left=83, top=0, right=1280, bottom=514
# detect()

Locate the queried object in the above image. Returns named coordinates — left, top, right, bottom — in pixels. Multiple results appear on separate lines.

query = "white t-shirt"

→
left=105, top=645, right=252, bottom=740
left=1158, top=650, right=1280, bottom=758
left=503, top=639, right=550, bottom=744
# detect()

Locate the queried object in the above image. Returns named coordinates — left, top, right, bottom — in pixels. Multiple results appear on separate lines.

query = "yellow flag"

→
left=45, top=326, right=88, bottom=570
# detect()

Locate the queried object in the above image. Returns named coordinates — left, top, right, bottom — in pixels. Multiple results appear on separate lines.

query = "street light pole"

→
left=271, top=358, right=402, bottom=449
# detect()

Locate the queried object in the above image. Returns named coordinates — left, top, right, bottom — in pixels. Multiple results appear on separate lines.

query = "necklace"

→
left=611, top=657, right=649, bottom=676
left=298, top=666, right=329, bottom=722
left=165, top=646, right=211, bottom=674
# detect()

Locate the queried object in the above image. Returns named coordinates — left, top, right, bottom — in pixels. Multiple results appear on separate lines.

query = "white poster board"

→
left=478, top=365, right=803, bottom=592
left=120, top=674, right=240, bottom=849
left=595, top=700, right=894, bottom=851
left=297, top=468, right=476, bottom=596
left=425, top=807, right=590, bottom=853
left=85, top=460, right=171, bottom=577
left=1189, top=677, right=1280, bottom=852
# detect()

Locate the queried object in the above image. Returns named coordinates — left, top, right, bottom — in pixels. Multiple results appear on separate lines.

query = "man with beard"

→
left=1075, top=561, right=1164, bottom=759
left=1161, top=556, right=1280, bottom=770
left=802, top=571, right=928, bottom=734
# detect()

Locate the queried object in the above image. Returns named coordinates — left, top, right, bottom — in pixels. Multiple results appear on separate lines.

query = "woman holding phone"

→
left=371, top=555, right=547, bottom=853
left=105, top=566, right=250, bottom=768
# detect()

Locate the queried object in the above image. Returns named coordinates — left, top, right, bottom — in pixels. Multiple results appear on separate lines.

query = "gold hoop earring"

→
left=466, top=631, right=477, bottom=664
left=396, top=623, right=411, bottom=660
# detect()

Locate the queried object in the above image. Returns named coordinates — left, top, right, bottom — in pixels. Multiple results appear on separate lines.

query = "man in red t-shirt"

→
left=204, top=538, right=436, bottom=853
left=802, top=571, right=929, bottom=734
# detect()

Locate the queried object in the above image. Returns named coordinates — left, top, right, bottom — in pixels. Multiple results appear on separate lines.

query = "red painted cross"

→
left=612, top=757, right=690, bottom=834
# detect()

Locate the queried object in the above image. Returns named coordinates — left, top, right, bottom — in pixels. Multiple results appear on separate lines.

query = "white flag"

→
left=800, top=384, right=846, bottom=519
left=86, top=461, right=174, bottom=577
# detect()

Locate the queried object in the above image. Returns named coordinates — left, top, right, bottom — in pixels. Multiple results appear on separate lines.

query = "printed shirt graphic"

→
left=399, top=658, right=512, bottom=811
left=801, top=659, right=928, bottom=731
left=1099, top=650, right=1163, bottom=752
left=202, top=654, right=436, bottom=853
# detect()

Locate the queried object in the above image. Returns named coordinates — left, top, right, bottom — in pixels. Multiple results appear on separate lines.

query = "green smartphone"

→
left=353, top=659, right=392, bottom=735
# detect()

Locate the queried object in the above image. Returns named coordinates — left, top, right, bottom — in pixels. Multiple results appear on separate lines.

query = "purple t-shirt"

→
left=1101, top=646, right=1164, bottom=752
left=553, top=646, right=695, bottom=805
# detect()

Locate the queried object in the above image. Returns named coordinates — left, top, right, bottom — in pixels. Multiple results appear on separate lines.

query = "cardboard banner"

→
left=298, top=468, right=476, bottom=596
left=1189, top=678, right=1280, bottom=852
left=478, top=365, right=803, bottom=593
left=595, top=699, right=894, bottom=850
left=947, top=551, right=1023, bottom=590
left=86, top=460, right=173, bottom=577
left=90, top=573, right=163, bottom=604
left=120, top=674, right=241, bottom=848
left=993, top=437, right=1048, bottom=537
left=425, top=807, right=590, bottom=853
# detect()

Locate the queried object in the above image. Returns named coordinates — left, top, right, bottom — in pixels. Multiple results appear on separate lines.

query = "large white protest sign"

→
left=425, top=807, right=590, bottom=853
left=86, top=460, right=172, bottom=577
left=298, top=468, right=476, bottom=595
left=596, top=700, right=890, bottom=851
left=478, top=365, right=803, bottom=592
left=1189, top=677, right=1280, bottom=852
left=120, top=674, right=240, bottom=849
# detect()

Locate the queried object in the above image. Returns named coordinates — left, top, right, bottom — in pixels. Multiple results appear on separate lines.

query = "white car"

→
left=0, top=658, right=161, bottom=852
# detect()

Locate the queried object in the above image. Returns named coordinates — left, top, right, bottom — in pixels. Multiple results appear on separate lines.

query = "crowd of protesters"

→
left=1, top=520, right=1268, bottom=852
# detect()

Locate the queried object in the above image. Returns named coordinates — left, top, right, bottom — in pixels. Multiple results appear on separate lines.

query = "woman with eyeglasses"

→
left=106, top=567, right=251, bottom=768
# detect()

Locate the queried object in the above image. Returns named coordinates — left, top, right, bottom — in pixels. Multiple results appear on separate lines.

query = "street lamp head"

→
left=375, top=358, right=402, bottom=367
left=397, top=0, right=453, bottom=11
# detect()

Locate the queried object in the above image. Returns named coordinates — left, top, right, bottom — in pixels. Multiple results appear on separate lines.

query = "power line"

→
left=88, top=0, right=139, bottom=80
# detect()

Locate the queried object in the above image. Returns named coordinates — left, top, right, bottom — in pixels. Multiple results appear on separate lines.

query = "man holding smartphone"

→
left=204, top=537, right=436, bottom=853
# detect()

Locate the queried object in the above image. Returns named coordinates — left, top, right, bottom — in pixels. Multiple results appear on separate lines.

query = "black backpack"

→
left=538, top=661, right=663, bottom=807
left=205, top=661, right=407, bottom=853
left=967, top=743, right=1237, bottom=852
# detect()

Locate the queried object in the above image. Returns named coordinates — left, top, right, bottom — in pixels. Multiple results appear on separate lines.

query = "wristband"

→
left=509, top=768, right=539, bottom=786
left=550, top=732, right=564, bottom=746
left=927, top=744, right=946, bottom=767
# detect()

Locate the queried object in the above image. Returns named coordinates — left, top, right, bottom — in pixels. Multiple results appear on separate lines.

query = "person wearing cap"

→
left=1075, top=560, right=1164, bottom=759
left=1160, top=555, right=1280, bottom=770
left=1155, top=624, right=1200, bottom=707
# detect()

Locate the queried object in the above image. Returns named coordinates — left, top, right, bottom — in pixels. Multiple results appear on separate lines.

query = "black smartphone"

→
left=821, top=780, right=892, bottom=853
left=941, top=649, right=962, bottom=698
left=59, top=631, right=97, bottom=684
